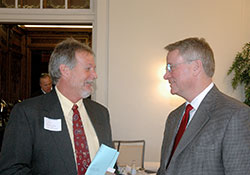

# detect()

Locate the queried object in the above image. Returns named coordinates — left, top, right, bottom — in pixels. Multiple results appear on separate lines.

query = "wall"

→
left=108, top=0, right=250, bottom=162
left=0, top=0, right=249, bottom=164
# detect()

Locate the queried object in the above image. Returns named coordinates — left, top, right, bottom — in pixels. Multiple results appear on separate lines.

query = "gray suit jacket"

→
left=0, top=90, right=113, bottom=175
left=157, top=86, right=250, bottom=175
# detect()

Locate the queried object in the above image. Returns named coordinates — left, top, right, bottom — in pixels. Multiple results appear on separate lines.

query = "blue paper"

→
left=86, top=144, right=119, bottom=175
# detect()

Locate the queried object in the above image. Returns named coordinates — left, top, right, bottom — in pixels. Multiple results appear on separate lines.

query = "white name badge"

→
left=44, top=117, right=62, bottom=132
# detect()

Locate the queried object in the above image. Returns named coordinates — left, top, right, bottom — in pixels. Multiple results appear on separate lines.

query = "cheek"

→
left=171, top=71, right=188, bottom=88
left=179, top=72, right=192, bottom=87
left=171, top=71, right=181, bottom=80
left=173, top=67, right=190, bottom=79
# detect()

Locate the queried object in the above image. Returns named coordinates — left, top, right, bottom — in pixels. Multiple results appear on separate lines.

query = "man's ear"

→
left=59, top=64, right=70, bottom=78
left=192, top=59, right=202, bottom=76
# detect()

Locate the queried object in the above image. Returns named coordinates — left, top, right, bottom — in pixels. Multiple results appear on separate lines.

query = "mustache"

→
left=85, top=80, right=94, bottom=85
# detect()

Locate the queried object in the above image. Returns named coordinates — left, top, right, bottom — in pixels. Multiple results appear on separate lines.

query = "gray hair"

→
left=48, top=38, right=94, bottom=84
left=165, top=37, right=215, bottom=77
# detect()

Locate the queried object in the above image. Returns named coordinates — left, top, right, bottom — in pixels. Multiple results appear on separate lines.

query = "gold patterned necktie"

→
left=72, top=104, right=91, bottom=175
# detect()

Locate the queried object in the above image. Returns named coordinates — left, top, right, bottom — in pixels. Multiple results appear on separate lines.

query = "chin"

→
left=82, top=92, right=91, bottom=98
left=170, top=89, right=176, bottom=95
left=170, top=85, right=179, bottom=95
left=81, top=88, right=93, bottom=98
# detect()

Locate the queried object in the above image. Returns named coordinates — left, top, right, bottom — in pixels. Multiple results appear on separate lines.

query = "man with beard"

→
left=157, top=37, right=250, bottom=175
left=0, top=38, right=114, bottom=175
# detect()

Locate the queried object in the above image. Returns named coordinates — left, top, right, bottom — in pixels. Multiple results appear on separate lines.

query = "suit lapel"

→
left=163, top=104, right=186, bottom=167
left=83, top=99, right=102, bottom=145
left=171, top=86, right=218, bottom=161
left=42, top=90, right=77, bottom=174
left=83, top=99, right=113, bottom=148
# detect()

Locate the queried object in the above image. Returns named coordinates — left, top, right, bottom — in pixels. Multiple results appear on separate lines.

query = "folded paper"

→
left=86, top=144, right=119, bottom=175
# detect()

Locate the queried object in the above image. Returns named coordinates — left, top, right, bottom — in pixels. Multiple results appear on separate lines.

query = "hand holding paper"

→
left=86, top=144, right=119, bottom=175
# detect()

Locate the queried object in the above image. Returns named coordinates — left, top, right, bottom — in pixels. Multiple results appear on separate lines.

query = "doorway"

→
left=0, top=24, right=92, bottom=102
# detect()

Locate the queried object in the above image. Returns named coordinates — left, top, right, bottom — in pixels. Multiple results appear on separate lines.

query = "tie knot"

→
left=185, top=104, right=193, bottom=113
left=72, top=104, right=78, bottom=111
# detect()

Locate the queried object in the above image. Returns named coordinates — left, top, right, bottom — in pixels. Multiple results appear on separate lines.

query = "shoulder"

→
left=13, top=91, right=57, bottom=112
left=209, top=86, right=249, bottom=112
left=83, top=98, right=109, bottom=112
left=83, top=99, right=110, bottom=123
left=199, top=86, right=250, bottom=125
left=14, top=95, right=44, bottom=110
left=31, top=89, right=43, bottom=97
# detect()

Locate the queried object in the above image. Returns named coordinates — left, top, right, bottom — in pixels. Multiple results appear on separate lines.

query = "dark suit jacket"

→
left=157, top=85, right=250, bottom=175
left=0, top=90, right=113, bottom=175
left=31, top=89, right=44, bottom=97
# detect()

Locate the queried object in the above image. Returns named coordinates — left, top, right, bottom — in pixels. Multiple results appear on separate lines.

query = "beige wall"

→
left=0, top=0, right=249, bottom=165
left=107, top=0, right=250, bottom=162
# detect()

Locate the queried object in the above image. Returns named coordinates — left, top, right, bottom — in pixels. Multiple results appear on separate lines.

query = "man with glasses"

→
left=157, top=37, right=250, bottom=175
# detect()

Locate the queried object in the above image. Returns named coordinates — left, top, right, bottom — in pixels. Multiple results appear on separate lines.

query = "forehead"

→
left=75, top=51, right=95, bottom=66
left=41, top=76, right=50, bottom=81
left=166, top=49, right=183, bottom=63
left=40, top=77, right=51, bottom=83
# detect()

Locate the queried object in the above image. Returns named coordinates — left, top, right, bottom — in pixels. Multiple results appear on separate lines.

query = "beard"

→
left=81, top=91, right=91, bottom=98
left=81, top=80, right=94, bottom=98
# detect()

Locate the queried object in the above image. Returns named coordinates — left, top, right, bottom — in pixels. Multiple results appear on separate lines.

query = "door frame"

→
left=0, top=0, right=110, bottom=106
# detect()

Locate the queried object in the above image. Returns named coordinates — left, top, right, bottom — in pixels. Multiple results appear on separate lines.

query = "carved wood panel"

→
left=0, top=25, right=26, bottom=103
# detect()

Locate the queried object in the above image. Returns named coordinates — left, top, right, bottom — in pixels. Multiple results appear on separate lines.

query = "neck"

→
left=56, top=82, right=81, bottom=104
left=184, top=78, right=212, bottom=102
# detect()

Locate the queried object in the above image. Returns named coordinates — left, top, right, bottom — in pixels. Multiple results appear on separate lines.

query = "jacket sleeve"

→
left=222, top=106, right=250, bottom=174
left=0, top=103, right=33, bottom=174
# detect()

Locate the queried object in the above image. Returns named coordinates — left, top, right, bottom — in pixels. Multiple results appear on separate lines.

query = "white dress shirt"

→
left=186, top=83, right=214, bottom=126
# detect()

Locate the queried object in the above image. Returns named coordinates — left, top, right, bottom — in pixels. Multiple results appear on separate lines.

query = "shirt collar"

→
left=41, top=87, right=53, bottom=94
left=187, top=82, right=214, bottom=110
left=55, top=86, right=83, bottom=116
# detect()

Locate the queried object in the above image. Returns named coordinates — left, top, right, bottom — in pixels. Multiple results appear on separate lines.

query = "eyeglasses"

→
left=166, top=62, right=188, bottom=72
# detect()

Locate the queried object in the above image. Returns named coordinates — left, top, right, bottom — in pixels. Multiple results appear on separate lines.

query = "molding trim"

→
left=0, top=9, right=95, bottom=23
left=92, top=0, right=109, bottom=106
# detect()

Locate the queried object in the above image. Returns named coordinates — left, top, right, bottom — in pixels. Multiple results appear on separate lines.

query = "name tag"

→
left=44, top=117, right=62, bottom=131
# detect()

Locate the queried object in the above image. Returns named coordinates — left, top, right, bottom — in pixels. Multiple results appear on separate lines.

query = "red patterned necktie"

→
left=167, top=104, right=193, bottom=168
left=72, top=104, right=91, bottom=175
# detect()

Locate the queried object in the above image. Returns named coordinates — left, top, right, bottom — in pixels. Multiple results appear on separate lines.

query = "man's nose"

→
left=92, top=70, right=98, bottom=79
left=163, top=71, right=171, bottom=80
